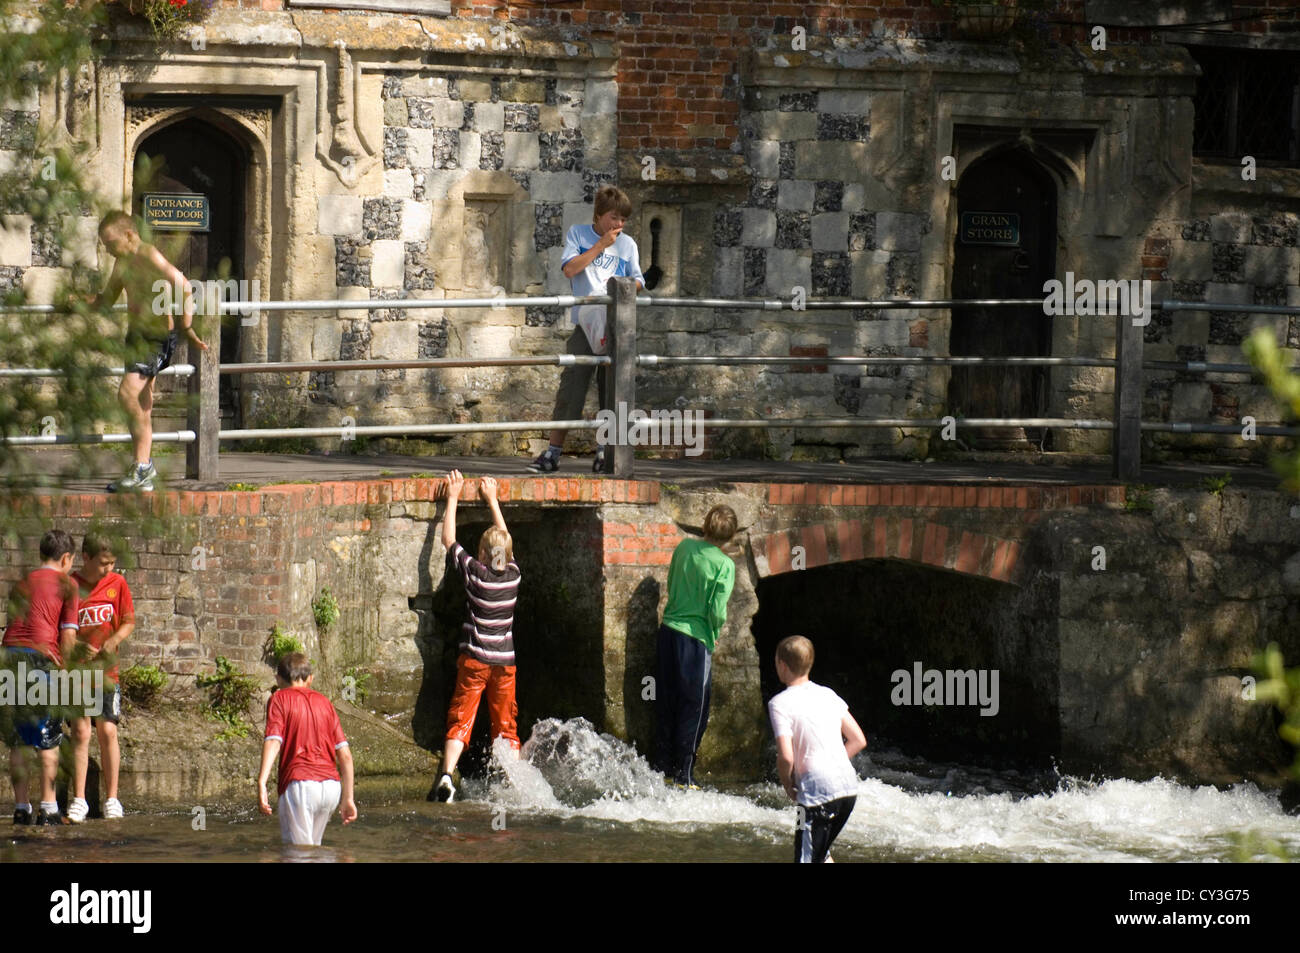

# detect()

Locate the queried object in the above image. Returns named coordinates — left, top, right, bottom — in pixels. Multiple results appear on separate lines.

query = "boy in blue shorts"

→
left=2, top=530, right=80, bottom=825
left=528, top=185, right=644, bottom=474
left=769, top=635, right=867, bottom=863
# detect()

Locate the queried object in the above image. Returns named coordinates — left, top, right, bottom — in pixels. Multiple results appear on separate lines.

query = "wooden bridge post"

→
left=186, top=308, right=220, bottom=481
left=1112, top=306, right=1143, bottom=481
left=608, top=276, right=638, bottom=479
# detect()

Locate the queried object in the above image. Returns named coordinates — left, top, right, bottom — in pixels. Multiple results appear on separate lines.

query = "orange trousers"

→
left=444, top=653, right=519, bottom=749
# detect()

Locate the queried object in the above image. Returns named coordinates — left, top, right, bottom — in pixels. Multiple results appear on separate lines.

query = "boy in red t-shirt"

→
left=257, top=652, right=356, bottom=846
left=2, top=529, right=79, bottom=825
left=66, top=534, right=136, bottom=823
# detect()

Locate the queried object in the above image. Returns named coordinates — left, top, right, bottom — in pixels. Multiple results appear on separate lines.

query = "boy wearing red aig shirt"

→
left=3, top=529, right=79, bottom=825
left=257, top=652, right=357, bottom=846
left=66, top=535, right=135, bottom=823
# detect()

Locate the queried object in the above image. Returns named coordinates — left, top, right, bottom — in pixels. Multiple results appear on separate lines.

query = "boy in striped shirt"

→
left=434, top=471, right=521, bottom=803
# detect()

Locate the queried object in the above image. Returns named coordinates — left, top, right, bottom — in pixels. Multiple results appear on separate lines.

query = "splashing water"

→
left=462, top=717, right=1300, bottom=862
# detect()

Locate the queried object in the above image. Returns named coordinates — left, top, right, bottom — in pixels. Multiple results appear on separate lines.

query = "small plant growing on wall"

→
left=313, top=587, right=341, bottom=631
left=1201, top=473, right=1232, bottom=496
left=343, top=666, right=372, bottom=705
left=116, top=0, right=216, bottom=40
left=264, top=623, right=305, bottom=664
left=196, top=656, right=257, bottom=740
left=121, top=664, right=167, bottom=710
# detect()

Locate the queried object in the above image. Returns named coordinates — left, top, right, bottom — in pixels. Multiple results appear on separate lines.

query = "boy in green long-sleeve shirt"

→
left=653, top=505, right=738, bottom=787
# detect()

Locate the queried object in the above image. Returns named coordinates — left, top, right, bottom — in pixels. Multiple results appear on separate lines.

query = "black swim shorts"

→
left=126, top=330, right=177, bottom=379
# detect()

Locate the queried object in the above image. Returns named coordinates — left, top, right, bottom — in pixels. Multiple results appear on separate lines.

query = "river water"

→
left=5, top=718, right=1299, bottom=863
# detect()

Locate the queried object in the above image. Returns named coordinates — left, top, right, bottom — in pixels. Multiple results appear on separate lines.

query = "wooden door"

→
left=133, top=117, right=246, bottom=420
left=947, top=151, right=1056, bottom=449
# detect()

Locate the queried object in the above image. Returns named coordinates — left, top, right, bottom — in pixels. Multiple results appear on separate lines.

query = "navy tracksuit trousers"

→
left=653, top=624, right=712, bottom=786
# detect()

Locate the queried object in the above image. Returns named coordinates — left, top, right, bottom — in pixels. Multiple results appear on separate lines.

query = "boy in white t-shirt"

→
left=528, top=185, right=644, bottom=475
left=768, top=635, right=866, bottom=863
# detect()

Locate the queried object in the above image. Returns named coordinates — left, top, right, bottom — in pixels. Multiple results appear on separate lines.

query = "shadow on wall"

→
left=621, top=576, right=663, bottom=754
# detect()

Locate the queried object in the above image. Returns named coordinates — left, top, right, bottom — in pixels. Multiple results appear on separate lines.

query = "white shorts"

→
left=278, top=779, right=341, bottom=846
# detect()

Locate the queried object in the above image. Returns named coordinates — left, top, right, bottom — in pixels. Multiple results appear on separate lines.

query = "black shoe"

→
left=593, top=445, right=613, bottom=473
left=35, top=808, right=62, bottom=826
left=527, top=451, right=559, bottom=473
left=12, top=808, right=31, bottom=826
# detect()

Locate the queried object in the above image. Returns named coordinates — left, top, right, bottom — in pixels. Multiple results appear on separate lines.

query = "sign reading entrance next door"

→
left=142, top=193, right=210, bottom=232
left=959, top=211, right=1019, bottom=246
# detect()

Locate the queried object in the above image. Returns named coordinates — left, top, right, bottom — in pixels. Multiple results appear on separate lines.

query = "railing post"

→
left=1112, top=306, right=1143, bottom=481
left=186, top=314, right=220, bottom=481
left=608, top=276, right=637, bottom=478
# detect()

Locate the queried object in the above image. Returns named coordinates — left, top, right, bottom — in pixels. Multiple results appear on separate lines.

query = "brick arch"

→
left=750, top=516, right=1026, bottom=585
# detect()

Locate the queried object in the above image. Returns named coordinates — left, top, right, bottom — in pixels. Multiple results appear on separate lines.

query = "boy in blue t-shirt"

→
left=528, top=185, right=644, bottom=474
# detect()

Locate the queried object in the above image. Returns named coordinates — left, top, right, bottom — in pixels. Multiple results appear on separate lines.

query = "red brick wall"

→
left=602, top=520, right=683, bottom=566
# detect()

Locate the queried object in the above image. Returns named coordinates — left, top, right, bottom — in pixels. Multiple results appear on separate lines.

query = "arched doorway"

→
left=947, top=150, right=1057, bottom=450
left=132, top=116, right=248, bottom=423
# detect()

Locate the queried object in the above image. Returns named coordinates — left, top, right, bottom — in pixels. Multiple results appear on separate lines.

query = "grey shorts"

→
left=550, top=326, right=609, bottom=423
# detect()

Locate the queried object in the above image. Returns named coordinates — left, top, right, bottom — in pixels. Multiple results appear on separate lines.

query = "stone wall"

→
left=3, top=2, right=1298, bottom=464
left=5, top=472, right=1295, bottom=786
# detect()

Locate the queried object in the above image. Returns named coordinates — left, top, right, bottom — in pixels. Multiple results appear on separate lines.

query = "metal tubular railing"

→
left=639, top=355, right=1115, bottom=367
left=219, top=355, right=608, bottom=376
left=219, top=420, right=599, bottom=441
left=4, top=431, right=195, bottom=445
left=6, top=283, right=1300, bottom=481
left=0, top=364, right=195, bottom=379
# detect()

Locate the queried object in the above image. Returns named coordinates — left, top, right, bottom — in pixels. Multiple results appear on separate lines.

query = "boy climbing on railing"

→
left=90, top=211, right=207, bottom=492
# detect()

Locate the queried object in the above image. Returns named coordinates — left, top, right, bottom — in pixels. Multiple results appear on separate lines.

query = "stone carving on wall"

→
left=317, top=41, right=378, bottom=187
left=54, top=60, right=99, bottom=148
left=463, top=200, right=505, bottom=291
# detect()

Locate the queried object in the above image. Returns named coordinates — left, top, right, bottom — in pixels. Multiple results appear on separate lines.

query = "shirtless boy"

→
left=91, top=211, right=207, bottom=492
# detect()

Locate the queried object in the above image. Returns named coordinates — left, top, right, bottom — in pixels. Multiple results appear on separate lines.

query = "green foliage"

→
left=1242, top=333, right=1300, bottom=861
left=264, top=622, right=304, bottom=663
left=0, top=2, right=184, bottom=552
left=1122, top=484, right=1154, bottom=512
left=312, top=587, right=340, bottom=630
left=1228, top=829, right=1291, bottom=863
left=1201, top=473, right=1232, bottom=495
left=121, top=663, right=167, bottom=709
left=1244, top=329, right=1300, bottom=492
left=195, top=655, right=257, bottom=740
left=225, top=482, right=260, bottom=492
left=343, top=666, right=372, bottom=705
left=1253, top=643, right=1300, bottom=780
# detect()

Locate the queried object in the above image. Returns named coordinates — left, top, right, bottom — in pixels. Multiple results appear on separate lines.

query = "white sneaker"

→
left=433, top=774, right=455, bottom=804
left=104, top=798, right=124, bottom=819
left=108, top=461, right=157, bottom=493
left=66, top=798, right=89, bottom=824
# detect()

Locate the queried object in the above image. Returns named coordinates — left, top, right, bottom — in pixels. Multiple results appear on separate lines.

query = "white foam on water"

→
left=471, top=718, right=1300, bottom=861
left=836, top=773, right=1300, bottom=862
left=484, top=736, right=565, bottom=811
